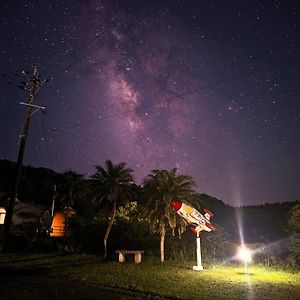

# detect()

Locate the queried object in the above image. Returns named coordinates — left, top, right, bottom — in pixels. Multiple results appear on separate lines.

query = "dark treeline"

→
left=0, top=159, right=299, bottom=267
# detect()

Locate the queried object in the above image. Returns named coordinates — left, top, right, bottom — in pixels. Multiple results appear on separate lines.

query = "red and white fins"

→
left=204, top=208, right=214, bottom=220
left=205, top=222, right=216, bottom=231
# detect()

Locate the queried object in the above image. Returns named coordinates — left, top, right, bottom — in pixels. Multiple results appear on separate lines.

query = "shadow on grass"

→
left=0, top=253, right=104, bottom=277
left=0, top=253, right=60, bottom=264
left=236, top=272, right=255, bottom=276
left=0, top=266, right=50, bottom=277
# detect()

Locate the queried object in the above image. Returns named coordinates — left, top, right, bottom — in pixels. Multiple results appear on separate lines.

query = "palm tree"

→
left=56, top=170, right=84, bottom=209
left=142, top=168, right=196, bottom=262
left=91, top=160, right=135, bottom=257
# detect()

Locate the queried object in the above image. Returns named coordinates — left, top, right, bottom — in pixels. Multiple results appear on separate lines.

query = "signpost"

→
left=193, top=231, right=203, bottom=271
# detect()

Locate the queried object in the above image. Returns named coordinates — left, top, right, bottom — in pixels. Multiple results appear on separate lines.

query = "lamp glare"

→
left=237, top=246, right=252, bottom=263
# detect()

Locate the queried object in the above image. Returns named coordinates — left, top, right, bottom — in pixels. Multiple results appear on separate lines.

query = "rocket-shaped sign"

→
left=171, top=200, right=216, bottom=234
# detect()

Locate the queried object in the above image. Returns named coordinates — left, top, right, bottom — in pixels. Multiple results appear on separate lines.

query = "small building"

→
left=50, top=208, right=75, bottom=237
left=0, top=199, right=41, bottom=240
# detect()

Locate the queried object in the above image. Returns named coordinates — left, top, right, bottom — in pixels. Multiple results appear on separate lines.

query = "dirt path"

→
left=0, top=273, right=168, bottom=300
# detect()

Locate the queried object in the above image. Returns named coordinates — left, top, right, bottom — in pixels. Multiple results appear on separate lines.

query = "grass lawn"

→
left=1, top=253, right=299, bottom=299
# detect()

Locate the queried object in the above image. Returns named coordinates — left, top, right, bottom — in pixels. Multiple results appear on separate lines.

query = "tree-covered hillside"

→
left=0, top=159, right=299, bottom=260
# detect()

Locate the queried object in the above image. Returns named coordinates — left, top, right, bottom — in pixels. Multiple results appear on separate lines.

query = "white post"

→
left=193, top=232, right=203, bottom=271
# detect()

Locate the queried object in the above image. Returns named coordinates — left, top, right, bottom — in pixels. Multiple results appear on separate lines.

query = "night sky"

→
left=0, top=0, right=299, bottom=206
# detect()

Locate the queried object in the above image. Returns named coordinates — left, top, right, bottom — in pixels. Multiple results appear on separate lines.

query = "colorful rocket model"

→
left=171, top=200, right=216, bottom=233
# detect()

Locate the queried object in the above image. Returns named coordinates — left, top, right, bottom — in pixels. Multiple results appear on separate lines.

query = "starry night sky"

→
left=0, top=0, right=299, bottom=206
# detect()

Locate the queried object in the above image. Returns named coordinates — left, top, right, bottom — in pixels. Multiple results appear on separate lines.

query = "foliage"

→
left=286, top=204, right=300, bottom=234
left=0, top=159, right=57, bottom=208
left=90, top=160, right=136, bottom=256
left=286, top=204, right=300, bottom=267
left=1, top=159, right=299, bottom=266
left=117, top=201, right=144, bottom=223
left=55, top=170, right=84, bottom=209
left=287, top=237, right=300, bottom=268
left=142, top=168, right=196, bottom=261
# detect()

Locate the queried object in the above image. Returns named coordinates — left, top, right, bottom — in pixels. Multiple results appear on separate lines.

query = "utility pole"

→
left=3, top=66, right=47, bottom=252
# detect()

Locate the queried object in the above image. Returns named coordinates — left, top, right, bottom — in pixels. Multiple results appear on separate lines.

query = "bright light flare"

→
left=237, top=246, right=252, bottom=263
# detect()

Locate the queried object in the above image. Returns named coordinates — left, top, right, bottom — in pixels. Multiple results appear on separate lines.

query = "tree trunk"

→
left=63, top=189, right=72, bottom=252
left=103, top=200, right=116, bottom=257
left=160, top=223, right=166, bottom=262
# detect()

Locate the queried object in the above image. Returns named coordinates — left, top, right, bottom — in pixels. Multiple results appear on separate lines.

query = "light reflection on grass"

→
left=1, top=254, right=299, bottom=299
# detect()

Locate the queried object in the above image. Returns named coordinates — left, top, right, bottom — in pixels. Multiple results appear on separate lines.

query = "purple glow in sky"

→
left=1, top=0, right=299, bottom=205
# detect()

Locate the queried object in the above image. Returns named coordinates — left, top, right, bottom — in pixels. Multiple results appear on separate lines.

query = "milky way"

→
left=0, top=0, right=299, bottom=205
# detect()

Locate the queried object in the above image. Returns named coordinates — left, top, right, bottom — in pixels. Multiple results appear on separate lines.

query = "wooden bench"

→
left=116, top=250, right=144, bottom=264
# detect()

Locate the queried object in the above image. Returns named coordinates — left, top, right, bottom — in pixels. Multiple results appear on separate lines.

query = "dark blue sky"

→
left=0, top=0, right=299, bottom=206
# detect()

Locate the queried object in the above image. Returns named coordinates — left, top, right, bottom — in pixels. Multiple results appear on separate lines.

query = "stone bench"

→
left=116, top=250, right=144, bottom=264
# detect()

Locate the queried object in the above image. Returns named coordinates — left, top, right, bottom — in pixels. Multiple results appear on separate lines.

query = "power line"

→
left=46, top=68, right=300, bottom=135
left=49, top=100, right=161, bottom=133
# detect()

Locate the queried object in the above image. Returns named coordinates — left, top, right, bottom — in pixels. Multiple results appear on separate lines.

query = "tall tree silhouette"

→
left=91, top=160, right=135, bottom=257
left=142, top=168, right=196, bottom=262
left=56, top=170, right=84, bottom=209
